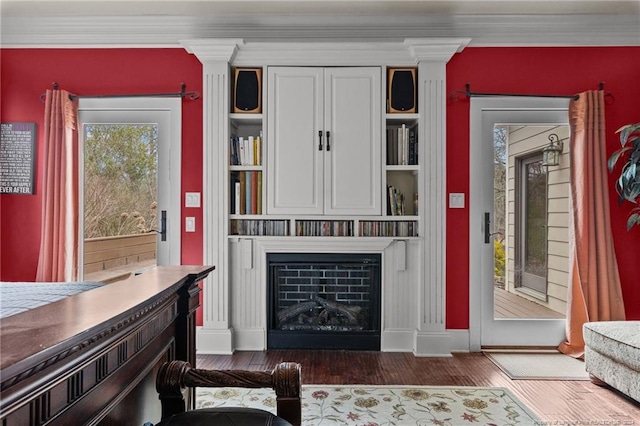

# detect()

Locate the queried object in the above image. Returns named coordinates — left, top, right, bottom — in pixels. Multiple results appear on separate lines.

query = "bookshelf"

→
left=229, top=218, right=289, bottom=236
left=229, top=111, right=267, bottom=234
left=359, top=220, right=418, bottom=237
left=226, top=67, right=420, bottom=239
left=295, top=220, right=354, bottom=237
left=380, top=108, right=419, bottom=235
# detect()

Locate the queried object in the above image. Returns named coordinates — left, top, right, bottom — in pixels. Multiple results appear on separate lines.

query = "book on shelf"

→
left=246, top=136, right=254, bottom=165
left=230, top=134, right=262, bottom=166
left=408, top=126, right=417, bottom=165
left=398, top=124, right=406, bottom=166
left=230, top=137, right=237, bottom=165
left=230, top=171, right=262, bottom=214
left=239, top=172, right=246, bottom=214
left=295, top=220, right=353, bottom=237
left=359, top=220, right=418, bottom=237
left=257, top=172, right=262, bottom=214
left=237, top=139, right=245, bottom=165
left=230, top=219, right=289, bottom=236
left=250, top=171, right=258, bottom=214
left=387, top=185, right=405, bottom=216
left=386, top=123, right=418, bottom=165
left=253, top=132, right=262, bottom=166
left=245, top=172, right=251, bottom=213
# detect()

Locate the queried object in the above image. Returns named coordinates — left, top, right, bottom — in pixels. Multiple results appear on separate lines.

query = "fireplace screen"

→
left=267, top=253, right=381, bottom=350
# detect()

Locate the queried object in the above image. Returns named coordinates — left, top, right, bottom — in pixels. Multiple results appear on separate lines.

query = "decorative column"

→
left=406, top=39, right=470, bottom=356
left=181, top=39, right=243, bottom=354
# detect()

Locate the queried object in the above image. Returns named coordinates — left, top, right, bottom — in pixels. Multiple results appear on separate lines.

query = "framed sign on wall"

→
left=1, top=122, right=37, bottom=194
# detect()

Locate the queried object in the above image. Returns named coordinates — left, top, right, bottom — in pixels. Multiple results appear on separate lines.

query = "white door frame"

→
left=78, top=97, right=181, bottom=275
left=469, top=97, right=568, bottom=350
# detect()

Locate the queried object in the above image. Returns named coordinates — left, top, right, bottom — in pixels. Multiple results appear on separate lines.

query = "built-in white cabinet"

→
left=185, top=38, right=468, bottom=355
left=266, top=66, right=381, bottom=216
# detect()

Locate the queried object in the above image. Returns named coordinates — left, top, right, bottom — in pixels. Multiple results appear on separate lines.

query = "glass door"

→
left=470, top=97, right=568, bottom=348
left=78, top=98, right=181, bottom=281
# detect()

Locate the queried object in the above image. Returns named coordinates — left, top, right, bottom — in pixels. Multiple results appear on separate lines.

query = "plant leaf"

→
left=616, top=122, right=640, bottom=147
left=608, top=147, right=631, bottom=171
left=627, top=212, right=640, bottom=231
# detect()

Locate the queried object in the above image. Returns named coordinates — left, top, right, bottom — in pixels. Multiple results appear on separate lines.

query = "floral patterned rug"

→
left=196, top=384, right=541, bottom=425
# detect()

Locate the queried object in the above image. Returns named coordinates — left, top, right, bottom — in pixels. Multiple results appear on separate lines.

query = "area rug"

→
left=484, top=351, right=590, bottom=380
left=197, top=384, right=541, bottom=425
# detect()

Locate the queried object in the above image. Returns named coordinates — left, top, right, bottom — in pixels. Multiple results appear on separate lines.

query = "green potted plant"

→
left=608, top=122, right=640, bottom=230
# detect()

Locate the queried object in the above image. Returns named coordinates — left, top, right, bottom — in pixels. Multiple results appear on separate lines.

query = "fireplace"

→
left=267, top=253, right=381, bottom=350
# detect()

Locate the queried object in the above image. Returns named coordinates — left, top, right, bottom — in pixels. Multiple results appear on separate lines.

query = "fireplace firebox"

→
left=267, top=253, right=381, bottom=350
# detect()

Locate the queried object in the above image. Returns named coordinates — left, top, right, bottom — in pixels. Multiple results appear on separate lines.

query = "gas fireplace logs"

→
left=277, top=295, right=363, bottom=328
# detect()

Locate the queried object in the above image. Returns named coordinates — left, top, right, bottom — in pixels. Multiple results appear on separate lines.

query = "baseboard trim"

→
left=414, top=331, right=452, bottom=357
left=381, top=329, right=414, bottom=352
left=196, top=326, right=234, bottom=354
left=448, top=329, right=472, bottom=353
left=234, top=328, right=267, bottom=351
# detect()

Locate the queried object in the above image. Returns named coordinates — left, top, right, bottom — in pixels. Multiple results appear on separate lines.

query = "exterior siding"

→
left=504, top=125, right=570, bottom=315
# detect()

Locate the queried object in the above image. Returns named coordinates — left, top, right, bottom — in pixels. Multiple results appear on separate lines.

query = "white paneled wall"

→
left=229, top=239, right=267, bottom=350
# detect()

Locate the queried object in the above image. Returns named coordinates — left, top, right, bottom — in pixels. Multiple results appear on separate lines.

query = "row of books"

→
left=230, top=219, right=289, bottom=236
left=359, top=221, right=418, bottom=237
left=230, top=134, right=262, bottom=166
left=295, top=220, right=354, bottom=237
left=230, top=171, right=262, bottom=215
left=387, top=186, right=418, bottom=216
left=228, top=219, right=418, bottom=237
left=386, top=124, right=418, bottom=165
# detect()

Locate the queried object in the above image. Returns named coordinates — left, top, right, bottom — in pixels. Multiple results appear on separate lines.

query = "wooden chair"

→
left=155, top=360, right=302, bottom=426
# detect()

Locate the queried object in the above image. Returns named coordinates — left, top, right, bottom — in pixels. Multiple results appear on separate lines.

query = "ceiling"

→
left=1, top=0, right=639, bottom=47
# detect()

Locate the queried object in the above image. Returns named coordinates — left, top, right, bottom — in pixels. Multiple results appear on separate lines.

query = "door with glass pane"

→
left=517, top=154, right=548, bottom=295
left=78, top=98, right=181, bottom=280
left=469, top=97, right=568, bottom=348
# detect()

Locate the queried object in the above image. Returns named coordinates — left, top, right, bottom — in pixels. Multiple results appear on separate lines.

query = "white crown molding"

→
left=184, top=39, right=470, bottom=66
left=1, top=14, right=639, bottom=48
left=181, top=39, right=244, bottom=63
left=404, top=39, right=471, bottom=62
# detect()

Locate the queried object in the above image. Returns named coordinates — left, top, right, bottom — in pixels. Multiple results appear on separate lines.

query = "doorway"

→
left=78, top=98, right=181, bottom=280
left=469, top=97, right=569, bottom=349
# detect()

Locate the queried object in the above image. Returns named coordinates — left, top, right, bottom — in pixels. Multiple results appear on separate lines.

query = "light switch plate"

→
left=449, top=193, right=465, bottom=208
left=185, top=217, right=196, bottom=232
left=185, top=192, right=201, bottom=208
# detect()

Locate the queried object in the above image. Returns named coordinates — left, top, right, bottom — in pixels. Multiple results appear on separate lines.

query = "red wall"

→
left=0, top=48, right=205, bottom=320
left=446, top=46, right=640, bottom=327
left=2, top=46, right=639, bottom=330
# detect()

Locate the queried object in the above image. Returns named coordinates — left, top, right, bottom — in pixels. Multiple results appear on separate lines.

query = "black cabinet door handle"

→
left=326, top=131, right=331, bottom=151
left=318, top=130, right=323, bottom=151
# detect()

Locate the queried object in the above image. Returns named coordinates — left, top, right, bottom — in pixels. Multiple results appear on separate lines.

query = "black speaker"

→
left=387, top=68, right=417, bottom=113
left=233, top=68, right=262, bottom=113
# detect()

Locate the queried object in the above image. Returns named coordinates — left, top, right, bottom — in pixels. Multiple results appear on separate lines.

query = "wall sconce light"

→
left=542, top=133, right=563, bottom=167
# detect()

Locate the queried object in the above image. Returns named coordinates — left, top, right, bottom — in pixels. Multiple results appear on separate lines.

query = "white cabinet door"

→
left=324, top=67, right=381, bottom=215
left=267, top=66, right=381, bottom=216
left=267, top=67, right=324, bottom=215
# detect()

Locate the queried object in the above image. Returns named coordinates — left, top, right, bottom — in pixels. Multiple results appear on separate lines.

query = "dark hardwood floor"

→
left=197, top=350, right=640, bottom=424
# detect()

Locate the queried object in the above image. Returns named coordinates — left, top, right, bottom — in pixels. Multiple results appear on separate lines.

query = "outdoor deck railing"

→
left=84, top=233, right=156, bottom=282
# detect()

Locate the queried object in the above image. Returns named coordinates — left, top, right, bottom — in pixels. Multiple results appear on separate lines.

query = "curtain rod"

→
left=449, top=82, right=613, bottom=103
left=40, top=82, right=200, bottom=103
